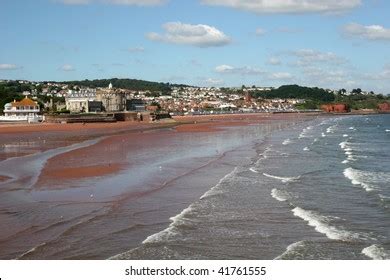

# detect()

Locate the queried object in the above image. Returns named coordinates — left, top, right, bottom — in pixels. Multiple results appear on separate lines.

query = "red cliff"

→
left=321, top=104, right=349, bottom=113
left=378, top=102, right=390, bottom=112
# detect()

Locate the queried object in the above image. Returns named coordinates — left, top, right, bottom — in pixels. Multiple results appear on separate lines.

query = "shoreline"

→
left=0, top=112, right=321, bottom=259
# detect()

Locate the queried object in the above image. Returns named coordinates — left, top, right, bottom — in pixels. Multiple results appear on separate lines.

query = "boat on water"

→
left=0, top=97, right=43, bottom=123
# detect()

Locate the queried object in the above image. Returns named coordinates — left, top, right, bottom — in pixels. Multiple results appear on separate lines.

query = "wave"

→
left=292, top=207, right=362, bottom=241
left=362, top=244, right=390, bottom=260
left=326, top=125, right=337, bottom=134
left=343, top=134, right=349, bottom=138
left=386, top=129, right=390, bottom=132
left=339, top=141, right=367, bottom=163
left=142, top=167, right=239, bottom=244
left=249, top=167, right=259, bottom=173
left=263, top=173, right=301, bottom=183
left=339, top=141, right=349, bottom=150
left=343, top=167, right=389, bottom=192
left=258, top=146, right=273, bottom=160
left=17, top=242, right=47, bottom=259
left=349, top=127, right=356, bottom=131
left=274, top=240, right=306, bottom=260
left=282, top=139, right=292, bottom=145
left=200, top=167, right=238, bottom=200
left=321, top=133, right=326, bottom=137
left=343, top=168, right=375, bottom=192
left=271, top=188, right=289, bottom=202
left=303, top=147, right=310, bottom=151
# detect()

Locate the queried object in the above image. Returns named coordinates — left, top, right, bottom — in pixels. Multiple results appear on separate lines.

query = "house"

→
left=0, top=97, right=42, bottom=122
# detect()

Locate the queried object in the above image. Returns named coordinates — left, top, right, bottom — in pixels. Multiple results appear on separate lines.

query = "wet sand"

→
left=0, top=112, right=321, bottom=259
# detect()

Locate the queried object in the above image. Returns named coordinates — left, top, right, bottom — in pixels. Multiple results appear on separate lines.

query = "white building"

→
left=0, top=97, right=42, bottom=122
left=65, top=90, right=97, bottom=113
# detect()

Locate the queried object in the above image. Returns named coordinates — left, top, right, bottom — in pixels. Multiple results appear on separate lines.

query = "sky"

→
left=1, top=0, right=390, bottom=93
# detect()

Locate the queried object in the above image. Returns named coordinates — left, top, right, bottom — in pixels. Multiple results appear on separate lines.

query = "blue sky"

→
left=1, top=0, right=390, bottom=93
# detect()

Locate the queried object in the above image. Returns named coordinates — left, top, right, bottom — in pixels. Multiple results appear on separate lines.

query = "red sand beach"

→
left=0, top=112, right=321, bottom=259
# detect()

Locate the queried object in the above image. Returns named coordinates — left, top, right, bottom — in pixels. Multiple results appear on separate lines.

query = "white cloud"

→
left=147, top=22, right=231, bottom=48
left=0, top=64, right=22, bottom=70
left=343, top=23, right=390, bottom=40
left=215, top=64, right=264, bottom=75
left=58, top=0, right=167, bottom=5
left=202, top=78, right=225, bottom=86
left=291, top=49, right=346, bottom=66
left=276, top=27, right=303, bottom=33
left=267, top=57, right=282, bottom=65
left=268, top=72, right=293, bottom=80
left=255, top=28, right=267, bottom=36
left=201, top=0, right=361, bottom=14
left=58, top=0, right=90, bottom=4
left=60, top=64, right=75, bottom=71
left=126, top=47, right=145, bottom=52
left=363, top=65, right=390, bottom=80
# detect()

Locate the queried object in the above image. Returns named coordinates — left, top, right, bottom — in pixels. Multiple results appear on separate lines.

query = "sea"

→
left=115, top=114, right=390, bottom=260
left=1, top=114, right=389, bottom=260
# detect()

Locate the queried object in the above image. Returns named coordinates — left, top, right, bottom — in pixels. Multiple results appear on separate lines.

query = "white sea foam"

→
left=271, top=188, right=288, bottom=202
left=321, top=133, right=326, bottom=137
left=326, top=125, right=337, bottom=134
left=386, top=129, right=390, bottom=132
left=339, top=141, right=360, bottom=163
left=200, top=167, right=238, bottom=200
left=282, top=139, right=292, bottom=145
left=343, top=167, right=383, bottom=192
left=249, top=167, right=259, bottom=173
left=258, top=146, right=273, bottom=160
left=274, top=241, right=306, bottom=260
left=292, top=207, right=361, bottom=241
left=339, top=141, right=349, bottom=150
left=362, top=245, right=390, bottom=260
left=349, top=126, right=356, bottom=130
left=303, top=147, right=310, bottom=151
left=379, top=194, right=390, bottom=201
left=343, top=134, right=349, bottom=138
left=263, top=173, right=301, bottom=183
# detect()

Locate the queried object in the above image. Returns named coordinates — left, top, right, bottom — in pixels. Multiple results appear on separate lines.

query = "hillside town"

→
left=1, top=79, right=389, bottom=123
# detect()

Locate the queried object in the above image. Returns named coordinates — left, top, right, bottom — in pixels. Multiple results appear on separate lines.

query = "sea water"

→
left=115, top=114, right=390, bottom=260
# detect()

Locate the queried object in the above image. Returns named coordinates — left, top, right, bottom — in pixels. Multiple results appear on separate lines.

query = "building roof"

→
left=11, top=97, right=37, bottom=107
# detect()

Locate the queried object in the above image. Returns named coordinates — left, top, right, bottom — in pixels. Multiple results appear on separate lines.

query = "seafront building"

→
left=65, top=89, right=99, bottom=113
left=0, top=97, right=42, bottom=122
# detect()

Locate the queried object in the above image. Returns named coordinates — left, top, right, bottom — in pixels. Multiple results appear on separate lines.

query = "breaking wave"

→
left=292, top=207, right=363, bottom=241
left=274, top=241, right=306, bottom=260
left=249, top=167, right=259, bottom=173
left=263, top=173, right=301, bottom=183
left=142, top=167, right=238, bottom=244
left=271, top=188, right=289, bottom=202
left=343, top=167, right=389, bottom=192
left=362, top=245, right=390, bottom=260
